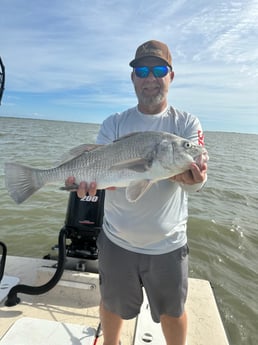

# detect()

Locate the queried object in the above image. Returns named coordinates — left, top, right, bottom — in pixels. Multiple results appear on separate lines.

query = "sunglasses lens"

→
left=152, top=66, right=169, bottom=78
left=134, top=66, right=170, bottom=78
left=134, top=66, right=150, bottom=78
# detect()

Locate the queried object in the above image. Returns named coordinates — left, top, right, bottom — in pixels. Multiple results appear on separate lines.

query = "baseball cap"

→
left=129, top=40, right=172, bottom=68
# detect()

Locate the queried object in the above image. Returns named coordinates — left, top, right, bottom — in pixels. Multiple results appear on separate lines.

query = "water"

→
left=0, top=116, right=258, bottom=344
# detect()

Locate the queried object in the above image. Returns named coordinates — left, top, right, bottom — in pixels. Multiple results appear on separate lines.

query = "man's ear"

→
left=170, top=71, right=175, bottom=83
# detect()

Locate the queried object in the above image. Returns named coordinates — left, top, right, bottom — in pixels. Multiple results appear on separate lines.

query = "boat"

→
left=0, top=192, right=230, bottom=345
left=0, top=56, right=229, bottom=345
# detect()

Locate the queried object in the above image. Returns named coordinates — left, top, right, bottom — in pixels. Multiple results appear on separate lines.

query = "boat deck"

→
left=0, top=256, right=230, bottom=345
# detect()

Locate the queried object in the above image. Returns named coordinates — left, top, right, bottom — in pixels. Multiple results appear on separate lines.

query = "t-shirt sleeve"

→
left=179, top=112, right=204, bottom=146
left=176, top=111, right=207, bottom=192
left=96, top=113, right=119, bottom=144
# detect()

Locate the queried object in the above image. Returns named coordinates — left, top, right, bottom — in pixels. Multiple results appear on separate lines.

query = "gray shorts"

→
left=97, top=231, right=189, bottom=323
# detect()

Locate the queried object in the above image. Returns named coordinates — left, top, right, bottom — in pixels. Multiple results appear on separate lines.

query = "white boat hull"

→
left=0, top=256, right=229, bottom=345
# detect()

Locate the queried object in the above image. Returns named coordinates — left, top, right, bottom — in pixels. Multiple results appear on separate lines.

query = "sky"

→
left=0, top=0, right=258, bottom=134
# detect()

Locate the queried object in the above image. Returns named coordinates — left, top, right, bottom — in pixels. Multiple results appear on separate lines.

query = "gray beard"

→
left=137, top=91, right=165, bottom=107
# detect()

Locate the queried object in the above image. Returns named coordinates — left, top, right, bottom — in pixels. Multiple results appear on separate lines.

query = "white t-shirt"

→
left=96, top=105, right=205, bottom=254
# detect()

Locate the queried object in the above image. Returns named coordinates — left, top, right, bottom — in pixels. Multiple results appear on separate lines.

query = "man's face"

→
left=131, top=57, right=174, bottom=109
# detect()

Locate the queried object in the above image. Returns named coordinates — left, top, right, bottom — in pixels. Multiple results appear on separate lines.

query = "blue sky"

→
left=0, top=0, right=258, bottom=134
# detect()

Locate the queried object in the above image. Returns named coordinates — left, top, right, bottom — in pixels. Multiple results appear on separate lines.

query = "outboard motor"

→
left=64, top=190, right=105, bottom=260
left=6, top=190, right=105, bottom=306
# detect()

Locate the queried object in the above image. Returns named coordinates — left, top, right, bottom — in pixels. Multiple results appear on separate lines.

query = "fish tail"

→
left=4, top=162, right=45, bottom=204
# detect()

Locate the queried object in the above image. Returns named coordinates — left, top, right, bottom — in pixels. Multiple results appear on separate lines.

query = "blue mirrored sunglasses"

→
left=134, top=65, right=171, bottom=78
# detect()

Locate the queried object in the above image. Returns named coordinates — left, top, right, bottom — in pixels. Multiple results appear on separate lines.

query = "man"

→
left=67, top=40, right=207, bottom=345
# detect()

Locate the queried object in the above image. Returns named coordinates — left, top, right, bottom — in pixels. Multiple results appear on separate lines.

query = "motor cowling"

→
left=64, top=190, right=105, bottom=260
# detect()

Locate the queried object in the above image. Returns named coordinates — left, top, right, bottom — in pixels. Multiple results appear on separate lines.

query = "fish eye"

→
left=183, top=141, right=192, bottom=149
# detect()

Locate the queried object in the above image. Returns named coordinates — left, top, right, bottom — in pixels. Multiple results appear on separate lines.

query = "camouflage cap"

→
left=129, top=40, right=172, bottom=68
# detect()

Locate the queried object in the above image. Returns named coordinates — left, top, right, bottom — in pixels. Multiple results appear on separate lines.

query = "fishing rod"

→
left=92, top=322, right=102, bottom=345
left=0, top=56, right=5, bottom=105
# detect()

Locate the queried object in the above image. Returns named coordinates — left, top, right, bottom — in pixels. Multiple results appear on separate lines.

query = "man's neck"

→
left=138, top=101, right=168, bottom=115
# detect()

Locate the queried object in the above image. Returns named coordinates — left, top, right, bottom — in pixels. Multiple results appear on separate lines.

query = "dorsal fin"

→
left=113, top=132, right=144, bottom=143
left=55, top=144, right=102, bottom=165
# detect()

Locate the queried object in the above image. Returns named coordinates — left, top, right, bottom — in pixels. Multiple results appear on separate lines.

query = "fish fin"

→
left=4, top=162, right=44, bottom=204
left=56, top=144, right=103, bottom=165
left=110, top=158, right=153, bottom=172
left=59, top=183, right=79, bottom=191
left=126, top=180, right=153, bottom=202
left=113, top=132, right=143, bottom=143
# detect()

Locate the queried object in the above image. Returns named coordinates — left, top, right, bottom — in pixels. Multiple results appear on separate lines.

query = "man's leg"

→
left=160, top=311, right=187, bottom=345
left=100, top=300, right=123, bottom=345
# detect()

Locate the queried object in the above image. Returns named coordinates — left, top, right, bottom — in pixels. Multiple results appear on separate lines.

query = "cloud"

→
left=0, top=0, right=257, bottom=132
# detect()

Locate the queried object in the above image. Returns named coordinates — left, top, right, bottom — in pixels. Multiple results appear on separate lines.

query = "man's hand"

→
left=65, top=177, right=116, bottom=198
left=65, top=176, right=97, bottom=198
left=170, top=162, right=208, bottom=185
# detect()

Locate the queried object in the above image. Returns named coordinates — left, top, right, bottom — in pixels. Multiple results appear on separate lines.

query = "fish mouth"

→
left=195, top=149, right=209, bottom=170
